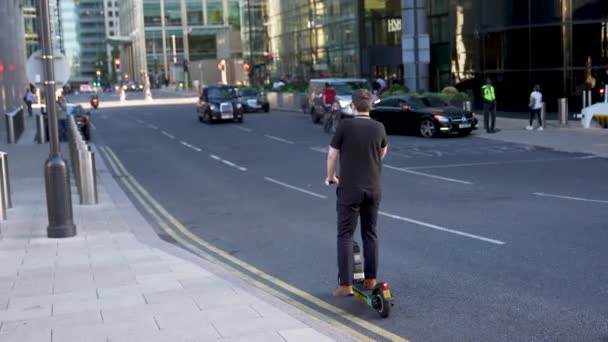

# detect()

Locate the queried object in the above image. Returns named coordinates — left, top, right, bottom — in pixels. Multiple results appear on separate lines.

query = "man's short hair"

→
left=352, top=89, right=372, bottom=112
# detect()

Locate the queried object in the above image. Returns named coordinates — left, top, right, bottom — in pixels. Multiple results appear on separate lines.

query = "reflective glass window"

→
left=207, top=0, right=223, bottom=25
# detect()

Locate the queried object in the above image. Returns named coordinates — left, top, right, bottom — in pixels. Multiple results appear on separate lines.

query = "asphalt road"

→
left=86, top=99, right=608, bottom=342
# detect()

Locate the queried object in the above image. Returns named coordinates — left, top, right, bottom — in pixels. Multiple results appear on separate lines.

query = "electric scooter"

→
left=326, top=179, right=394, bottom=318
left=339, top=241, right=394, bottom=318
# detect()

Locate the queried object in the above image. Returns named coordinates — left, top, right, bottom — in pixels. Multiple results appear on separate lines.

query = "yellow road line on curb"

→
left=101, top=146, right=409, bottom=342
left=98, top=147, right=374, bottom=341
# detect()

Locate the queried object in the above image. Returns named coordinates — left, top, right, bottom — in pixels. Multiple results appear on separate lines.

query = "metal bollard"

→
left=462, top=100, right=472, bottom=112
left=77, top=148, right=97, bottom=205
left=558, top=98, right=568, bottom=126
left=0, top=152, right=11, bottom=209
left=541, top=102, right=546, bottom=128
left=36, top=114, right=47, bottom=144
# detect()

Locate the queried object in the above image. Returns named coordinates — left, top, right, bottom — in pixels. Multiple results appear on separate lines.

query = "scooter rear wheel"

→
left=372, top=289, right=391, bottom=318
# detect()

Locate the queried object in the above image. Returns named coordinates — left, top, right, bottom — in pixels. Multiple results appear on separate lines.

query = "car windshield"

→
left=239, top=89, right=258, bottom=97
left=208, top=87, right=236, bottom=99
left=331, top=81, right=370, bottom=95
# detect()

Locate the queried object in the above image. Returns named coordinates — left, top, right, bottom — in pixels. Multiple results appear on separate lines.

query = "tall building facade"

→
left=104, top=0, right=120, bottom=77
left=0, top=0, right=27, bottom=113
left=440, top=0, right=608, bottom=111
left=263, top=0, right=402, bottom=82
left=117, top=0, right=243, bottom=85
left=77, top=0, right=107, bottom=81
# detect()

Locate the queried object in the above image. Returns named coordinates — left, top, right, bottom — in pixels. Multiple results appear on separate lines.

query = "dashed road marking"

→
left=533, top=192, right=608, bottom=204
left=379, top=211, right=506, bottom=245
left=384, top=164, right=473, bottom=185
left=264, top=177, right=327, bottom=199
left=161, top=131, right=175, bottom=139
left=233, top=126, right=253, bottom=132
left=264, top=134, right=294, bottom=144
left=210, top=154, right=247, bottom=171
left=180, top=141, right=202, bottom=152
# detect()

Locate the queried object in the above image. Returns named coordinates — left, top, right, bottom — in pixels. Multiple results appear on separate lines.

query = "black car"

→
left=370, top=95, right=478, bottom=138
left=197, top=85, right=244, bottom=123
left=237, top=88, right=270, bottom=113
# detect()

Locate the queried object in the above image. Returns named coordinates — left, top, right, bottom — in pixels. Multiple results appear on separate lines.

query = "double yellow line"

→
left=98, top=145, right=408, bottom=342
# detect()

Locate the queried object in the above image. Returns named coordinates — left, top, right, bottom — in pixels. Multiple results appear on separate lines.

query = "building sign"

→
left=388, top=18, right=402, bottom=33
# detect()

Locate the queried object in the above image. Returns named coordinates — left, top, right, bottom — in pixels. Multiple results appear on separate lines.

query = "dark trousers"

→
left=58, top=119, right=67, bottom=142
left=336, top=187, right=380, bottom=286
left=483, top=101, right=496, bottom=132
left=529, top=108, right=542, bottom=127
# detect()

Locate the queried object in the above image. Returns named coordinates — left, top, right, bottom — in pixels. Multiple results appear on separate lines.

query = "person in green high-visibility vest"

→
left=482, top=77, right=497, bottom=133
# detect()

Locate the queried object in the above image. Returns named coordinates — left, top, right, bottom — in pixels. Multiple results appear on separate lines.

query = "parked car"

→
left=370, top=95, right=478, bottom=138
left=197, top=85, right=244, bottom=124
left=306, top=78, right=374, bottom=124
left=66, top=103, right=91, bottom=141
left=236, top=88, right=270, bottom=113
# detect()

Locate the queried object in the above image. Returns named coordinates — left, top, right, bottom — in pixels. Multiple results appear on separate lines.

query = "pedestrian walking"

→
left=23, top=88, right=35, bottom=116
left=527, top=84, right=543, bottom=131
left=56, top=94, right=68, bottom=142
left=325, top=89, right=388, bottom=297
left=482, top=78, right=497, bottom=133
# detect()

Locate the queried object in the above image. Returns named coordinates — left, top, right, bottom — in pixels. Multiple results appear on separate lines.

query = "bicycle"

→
left=323, top=102, right=341, bottom=134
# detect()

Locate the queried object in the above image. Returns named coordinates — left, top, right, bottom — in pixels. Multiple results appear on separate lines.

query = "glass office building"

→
left=139, top=0, right=241, bottom=83
left=0, top=0, right=27, bottom=113
left=438, top=0, right=608, bottom=111
left=264, top=0, right=402, bottom=81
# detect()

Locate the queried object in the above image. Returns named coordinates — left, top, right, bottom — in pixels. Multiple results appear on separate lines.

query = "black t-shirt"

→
left=330, top=116, right=387, bottom=191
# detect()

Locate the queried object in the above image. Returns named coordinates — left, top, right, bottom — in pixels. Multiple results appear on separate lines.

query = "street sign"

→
left=26, top=50, right=71, bottom=86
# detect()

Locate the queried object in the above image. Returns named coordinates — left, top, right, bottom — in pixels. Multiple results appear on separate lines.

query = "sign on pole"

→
left=26, top=50, right=71, bottom=87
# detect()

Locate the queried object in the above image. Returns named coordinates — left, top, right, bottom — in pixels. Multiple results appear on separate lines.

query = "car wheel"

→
left=458, top=129, right=472, bottom=137
left=203, top=111, right=212, bottom=124
left=198, top=115, right=203, bottom=122
left=419, top=120, right=437, bottom=138
left=263, top=104, right=270, bottom=113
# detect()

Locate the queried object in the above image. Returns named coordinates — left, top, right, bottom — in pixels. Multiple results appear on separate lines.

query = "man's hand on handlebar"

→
left=325, top=175, right=339, bottom=186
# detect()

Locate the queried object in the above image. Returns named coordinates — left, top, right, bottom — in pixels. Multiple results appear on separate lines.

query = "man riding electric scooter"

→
left=325, top=89, right=388, bottom=297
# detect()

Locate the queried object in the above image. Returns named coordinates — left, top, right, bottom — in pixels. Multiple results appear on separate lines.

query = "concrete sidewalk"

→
left=476, top=115, right=608, bottom=158
left=0, top=144, right=351, bottom=342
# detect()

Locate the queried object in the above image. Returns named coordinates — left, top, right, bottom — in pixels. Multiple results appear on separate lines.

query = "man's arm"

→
left=326, top=147, right=339, bottom=184
left=381, top=146, right=388, bottom=160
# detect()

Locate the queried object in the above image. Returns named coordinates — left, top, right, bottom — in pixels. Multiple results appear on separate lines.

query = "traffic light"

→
left=96, top=70, right=101, bottom=76
left=114, top=59, right=121, bottom=71
left=243, top=63, right=250, bottom=72
left=183, top=59, right=189, bottom=72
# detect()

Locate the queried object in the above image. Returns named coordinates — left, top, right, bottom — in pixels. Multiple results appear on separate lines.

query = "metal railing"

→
left=67, top=116, right=97, bottom=205
left=0, top=152, right=12, bottom=221
left=5, top=106, right=25, bottom=144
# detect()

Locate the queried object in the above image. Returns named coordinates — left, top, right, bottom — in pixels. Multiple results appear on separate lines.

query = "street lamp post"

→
left=37, top=0, right=76, bottom=238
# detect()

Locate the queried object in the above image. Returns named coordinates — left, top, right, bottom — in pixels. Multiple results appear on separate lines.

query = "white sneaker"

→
left=526, top=125, right=533, bottom=130
left=537, top=126, right=544, bottom=131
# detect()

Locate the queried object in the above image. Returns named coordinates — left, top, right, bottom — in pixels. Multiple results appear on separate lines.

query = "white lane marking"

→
left=135, top=119, right=144, bottom=124
left=311, top=146, right=329, bottom=154
left=209, top=154, right=247, bottom=171
left=533, top=192, right=608, bottom=204
left=384, top=164, right=473, bottom=185
left=264, top=134, right=294, bottom=144
left=379, top=211, right=506, bottom=245
left=90, top=123, right=97, bottom=130
left=264, top=177, right=327, bottom=199
left=161, top=131, right=175, bottom=139
left=147, top=124, right=159, bottom=130
left=405, top=156, right=600, bottom=170
left=579, top=155, right=599, bottom=159
left=180, top=141, right=202, bottom=152
left=233, top=126, right=253, bottom=132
